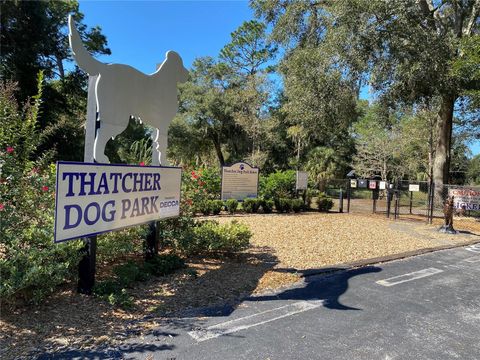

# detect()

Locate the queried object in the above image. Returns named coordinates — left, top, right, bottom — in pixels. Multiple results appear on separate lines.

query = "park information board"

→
left=296, top=171, right=308, bottom=190
left=221, top=162, right=259, bottom=201
left=448, top=187, right=480, bottom=211
left=54, top=162, right=181, bottom=243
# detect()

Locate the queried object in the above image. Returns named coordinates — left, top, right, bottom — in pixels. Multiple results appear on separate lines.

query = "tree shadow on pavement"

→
left=249, top=266, right=383, bottom=311
left=35, top=343, right=175, bottom=360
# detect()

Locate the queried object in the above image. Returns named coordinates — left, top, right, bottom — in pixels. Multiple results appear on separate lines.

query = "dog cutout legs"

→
left=151, top=129, right=161, bottom=166
left=94, top=122, right=125, bottom=164
left=153, top=131, right=169, bottom=166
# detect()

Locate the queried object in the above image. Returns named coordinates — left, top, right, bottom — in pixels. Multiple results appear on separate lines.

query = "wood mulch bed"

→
left=1, top=212, right=479, bottom=359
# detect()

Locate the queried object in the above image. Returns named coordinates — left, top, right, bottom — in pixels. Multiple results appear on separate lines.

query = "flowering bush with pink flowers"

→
left=0, top=77, right=85, bottom=305
left=181, top=166, right=221, bottom=214
left=0, top=78, right=148, bottom=306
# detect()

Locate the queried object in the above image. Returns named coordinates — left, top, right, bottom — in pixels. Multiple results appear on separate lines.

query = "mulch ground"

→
left=1, top=212, right=479, bottom=359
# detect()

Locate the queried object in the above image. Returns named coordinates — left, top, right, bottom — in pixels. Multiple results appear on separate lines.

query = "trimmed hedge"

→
left=225, top=199, right=239, bottom=214
left=243, top=198, right=261, bottom=213
left=316, top=193, right=334, bottom=212
left=174, top=220, right=252, bottom=255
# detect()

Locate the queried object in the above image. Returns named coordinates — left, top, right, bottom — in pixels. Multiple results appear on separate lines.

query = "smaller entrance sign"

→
left=358, top=179, right=368, bottom=188
left=350, top=179, right=357, bottom=188
left=54, top=162, right=181, bottom=243
left=369, top=181, right=377, bottom=190
left=221, top=162, right=259, bottom=201
left=409, top=184, right=420, bottom=192
left=296, top=171, right=308, bottom=190
left=379, top=181, right=386, bottom=190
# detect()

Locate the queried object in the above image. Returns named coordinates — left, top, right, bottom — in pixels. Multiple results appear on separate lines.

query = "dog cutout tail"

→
left=68, top=15, right=104, bottom=76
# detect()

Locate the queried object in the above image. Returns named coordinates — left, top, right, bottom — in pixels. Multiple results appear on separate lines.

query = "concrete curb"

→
left=299, top=238, right=480, bottom=279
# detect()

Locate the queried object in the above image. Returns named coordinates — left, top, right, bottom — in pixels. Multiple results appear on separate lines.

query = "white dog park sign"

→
left=55, top=17, right=188, bottom=243
left=54, top=162, right=181, bottom=243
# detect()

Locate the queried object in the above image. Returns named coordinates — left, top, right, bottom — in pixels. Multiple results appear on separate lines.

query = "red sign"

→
left=369, top=181, right=377, bottom=190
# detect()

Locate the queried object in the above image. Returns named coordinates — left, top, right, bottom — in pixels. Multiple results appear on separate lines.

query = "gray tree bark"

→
left=432, top=93, right=456, bottom=200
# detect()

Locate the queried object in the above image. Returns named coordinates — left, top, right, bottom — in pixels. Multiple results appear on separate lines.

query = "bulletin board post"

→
left=78, top=75, right=98, bottom=295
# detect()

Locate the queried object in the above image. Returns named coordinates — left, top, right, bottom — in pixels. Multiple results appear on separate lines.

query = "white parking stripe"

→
left=189, top=300, right=324, bottom=342
left=464, top=256, right=480, bottom=263
left=465, top=244, right=480, bottom=253
left=376, top=268, right=444, bottom=287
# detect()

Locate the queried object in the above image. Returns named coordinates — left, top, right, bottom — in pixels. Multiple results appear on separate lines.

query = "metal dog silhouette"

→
left=68, top=15, right=189, bottom=165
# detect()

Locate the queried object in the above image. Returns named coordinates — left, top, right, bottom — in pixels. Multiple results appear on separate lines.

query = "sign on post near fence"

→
left=54, top=162, right=181, bottom=243
left=409, top=184, right=420, bottom=192
left=296, top=171, right=308, bottom=190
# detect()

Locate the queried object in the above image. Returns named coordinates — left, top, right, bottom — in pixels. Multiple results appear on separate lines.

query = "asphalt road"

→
left=42, top=244, right=480, bottom=360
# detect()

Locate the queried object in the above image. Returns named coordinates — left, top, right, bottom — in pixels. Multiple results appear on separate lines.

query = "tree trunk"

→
left=56, top=54, right=65, bottom=79
left=211, top=135, right=225, bottom=166
left=433, top=93, right=456, bottom=201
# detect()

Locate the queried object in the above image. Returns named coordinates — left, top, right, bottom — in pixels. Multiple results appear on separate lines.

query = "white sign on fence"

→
left=379, top=181, right=386, bottom=190
left=221, top=162, right=259, bottom=201
left=54, top=162, right=181, bottom=243
left=448, top=187, right=480, bottom=211
left=409, top=184, right=420, bottom=192
left=296, top=171, right=308, bottom=190
left=350, top=179, right=357, bottom=188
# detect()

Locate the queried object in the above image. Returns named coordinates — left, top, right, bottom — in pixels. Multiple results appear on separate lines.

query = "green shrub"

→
left=304, top=189, right=318, bottom=210
left=182, top=167, right=221, bottom=212
left=291, top=199, right=304, bottom=213
left=316, top=193, right=334, bottom=212
left=94, top=282, right=134, bottom=309
left=93, top=254, right=184, bottom=309
left=259, top=170, right=296, bottom=199
left=275, top=198, right=292, bottom=213
left=198, top=200, right=212, bottom=215
left=0, top=77, right=84, bottom=305
left=242, top=198, right=260, bottom=213
left=113, top=261, right=148, bottom=287
left=225, top=199, right=239, bottom=214
left=143, top=254, right=185, bottom=276
left=97, top=226, right=147, bottom=263
left=210, top=200, right=224, bottom=215
left=174, top=220, right=251, bottom=255
left=260, top=199, right=274, bottom=213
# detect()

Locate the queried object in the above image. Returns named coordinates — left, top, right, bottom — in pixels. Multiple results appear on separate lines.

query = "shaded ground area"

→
left=1, top=213, right=479, bottom=359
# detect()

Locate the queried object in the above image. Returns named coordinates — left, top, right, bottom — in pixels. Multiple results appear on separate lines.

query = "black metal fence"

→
left=319, top=178, right=480, bottom=222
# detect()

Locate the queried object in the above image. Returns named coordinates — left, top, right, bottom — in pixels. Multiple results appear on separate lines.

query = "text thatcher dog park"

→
left=54, top=162, right=181, bottom=243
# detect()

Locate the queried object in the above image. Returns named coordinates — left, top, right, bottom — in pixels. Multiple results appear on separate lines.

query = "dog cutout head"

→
left=164, top=51, right=189, bottom=83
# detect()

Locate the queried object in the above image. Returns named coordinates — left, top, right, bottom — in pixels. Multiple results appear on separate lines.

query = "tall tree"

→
left=352, top=103, right=402, bottom=181
left=220, top=20, right=277, bottom=167
left=252, top=0, right=480, bottom=195
left=1, top=0, right=111, bottom=161
left=178, top=57, right=249, bottom=166
left=1, top=0, right=110, bottom=101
